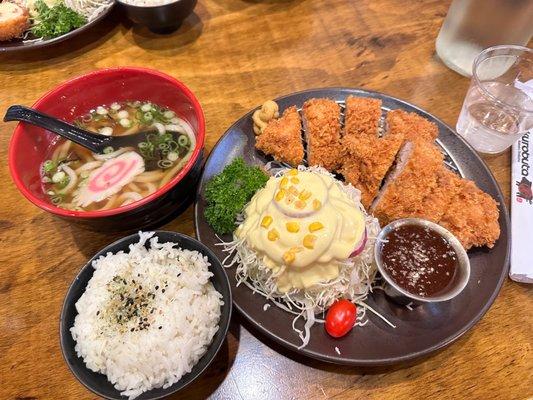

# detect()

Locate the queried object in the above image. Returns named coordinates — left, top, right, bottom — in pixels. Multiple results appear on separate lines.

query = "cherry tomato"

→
left=325, top=299, right=357, bottom=338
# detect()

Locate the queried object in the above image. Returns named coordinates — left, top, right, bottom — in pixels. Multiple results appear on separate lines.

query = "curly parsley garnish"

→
left=31, top=0, right=87, bottom=39
left=205, top=157, right=269, bottom=235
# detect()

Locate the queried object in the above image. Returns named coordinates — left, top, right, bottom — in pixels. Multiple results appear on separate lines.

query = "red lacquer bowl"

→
left=8, top=67, right=205, bottom=231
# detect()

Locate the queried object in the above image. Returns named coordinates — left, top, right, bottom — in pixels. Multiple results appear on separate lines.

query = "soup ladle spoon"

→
left=4, top=105, right=178, bottom=171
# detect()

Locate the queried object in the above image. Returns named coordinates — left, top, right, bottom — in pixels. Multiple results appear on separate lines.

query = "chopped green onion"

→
left=167, top=152, right=179, bottom=162
left=141, top=103, right=152, bottom=112
left=52, top=171, right=66, bottom=183
left=163, top=110, right=175, bottom=119
left=178, top=135, right=189, bottom=147
left=157, top=159, right=173, bottom=169
left=43, top=160, right=56, bottom=174
left=103, top=146, right=114, bottom=154
left=143, top=112, right=153, bottom=122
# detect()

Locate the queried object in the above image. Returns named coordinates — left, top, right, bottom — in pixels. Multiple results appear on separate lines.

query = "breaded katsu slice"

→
left=370, top=141, right=443, bottom=226
left=411, top=166, right=463, bottom=222
left=302, top=98, right=342, bottom=171
left=255, top=106, right=304, bottom=166
left=344, top=96, right=382, bottom=139
left=0, top=2, right=29, bottom=41
left=387, top=110, right=439, bottom=143
left=340, top=132, right=404, bottom=209
left=439, top=179, right=500, bottom=249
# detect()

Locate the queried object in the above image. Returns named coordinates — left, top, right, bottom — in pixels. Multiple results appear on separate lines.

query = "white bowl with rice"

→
left=60, top=231, right=232, bottom=400
left=118, top=0, right=197, bottom=34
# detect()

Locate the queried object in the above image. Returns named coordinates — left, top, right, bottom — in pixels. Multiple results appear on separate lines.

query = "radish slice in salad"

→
left=74, top=151, right=145, bottom=207
left=349, top=228, right=367, bottom=257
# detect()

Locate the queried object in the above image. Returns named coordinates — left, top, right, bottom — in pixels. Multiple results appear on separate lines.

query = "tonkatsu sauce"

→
left=381, top=224, right=458, bottom=297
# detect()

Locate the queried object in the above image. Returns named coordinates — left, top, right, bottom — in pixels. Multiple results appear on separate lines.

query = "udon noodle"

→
left=40, top=101, right=195, bottom=212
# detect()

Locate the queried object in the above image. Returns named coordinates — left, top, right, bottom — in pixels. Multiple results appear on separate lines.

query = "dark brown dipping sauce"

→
left=381, top=224, right=458, bottom=297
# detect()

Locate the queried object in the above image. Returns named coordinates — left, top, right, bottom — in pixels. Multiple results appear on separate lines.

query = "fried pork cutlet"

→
left=344, top=96, right=382, bottom=139
left=0, top=2, right=29, bottom=41
left=438, top=179, right=500, bottom=249
left=255, top=106, right=304, bottom=166
left=387, top=110, right=439, bottom=143
left=411, top=166, right=463, bottom=222
left=302, top=98, right=342, bottom=171
left=340, top=132, right=404, bottom=209
left=370, top=141, right=444, bottom=226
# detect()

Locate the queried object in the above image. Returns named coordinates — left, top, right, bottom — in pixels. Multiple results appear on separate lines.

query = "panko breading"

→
left=255, top=106, right=304, bottom=166
left=302, top=98, right=342, bottom=171
left=340, top=132, right=404, bottom=209
left=439, top=179, right=500, bottom=249
left=411, top=167, right=463, bottom=222
left=371, top=141, right=444, bottom=226
left=0, top=2, right=29, bottom=41
left=344, top=96, right=382, bottom=139
left=387, top=110, right=439, bottom=143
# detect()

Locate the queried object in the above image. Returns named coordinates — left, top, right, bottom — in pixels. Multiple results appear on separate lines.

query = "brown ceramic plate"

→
left=0, top=5, right=113, bottom=53
left=194, top=88, right=510, bottom=366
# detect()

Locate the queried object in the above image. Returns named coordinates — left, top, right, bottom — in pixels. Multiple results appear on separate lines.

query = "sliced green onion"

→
left=178, top=135, right=189, bottom=147
left=52, top=171, right=66, bottom=183
left=43, top=160, right=56, bottom=174
left=119, top=118, right=131, bottom=128
left=103, top=146, right=114, bottom=154
left=138, top=142, right=148, bottom=149
left=143, top=112, right=153, bottom=122
left=141, top=103, right=152, bottom=112
left=167, top=152, right=179, bottom=162
left=163, top=110, right=175, bottom=119
left=157, top=159, right=173, bottom=169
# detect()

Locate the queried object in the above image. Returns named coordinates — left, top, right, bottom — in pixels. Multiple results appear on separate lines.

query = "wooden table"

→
left=1, top=1, right=531, bottom=399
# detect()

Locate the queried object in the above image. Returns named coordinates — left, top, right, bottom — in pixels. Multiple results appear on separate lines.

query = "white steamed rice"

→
left=71, top=231, right=223, bottom=399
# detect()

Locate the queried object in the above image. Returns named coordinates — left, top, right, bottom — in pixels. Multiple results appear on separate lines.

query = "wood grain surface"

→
left=0, top=1, right=531, bottom=399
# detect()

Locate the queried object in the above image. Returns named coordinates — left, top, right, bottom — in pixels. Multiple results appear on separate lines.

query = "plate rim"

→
left=194, top=86, right=511, bottom=366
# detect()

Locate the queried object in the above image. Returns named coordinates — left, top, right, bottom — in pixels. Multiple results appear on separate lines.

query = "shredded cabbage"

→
left=218, top=165, right=394, bottom=348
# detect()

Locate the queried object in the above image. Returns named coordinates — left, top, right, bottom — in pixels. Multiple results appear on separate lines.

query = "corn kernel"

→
left=261, top=215, right=273, bottom=228
left=286, top=221, right=300, bottom=233
left=291, top=177, right=300, bottom=184
left=303, top=234, right=317, bottom=249
left=287, top=169, right=298, bottom=176
left=267, top=228, right=279, bottom=241
left=295, top=200, right=306, bottom=209
left=280, top=177, right=289, bottom=189
left=313, top=199, right=322, bottom=210
left=275, top=189, right=286, bottom=201
left=298, top=190, right=312, bottom=201
left=283, top=251, right=295, bottom=264
left=288, top=185, right=299, bottom=196
left=309, top=222, right=324, bottom=232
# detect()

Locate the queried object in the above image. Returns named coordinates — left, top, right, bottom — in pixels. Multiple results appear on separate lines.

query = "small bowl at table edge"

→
left=59, top=231, right=232, bottom=400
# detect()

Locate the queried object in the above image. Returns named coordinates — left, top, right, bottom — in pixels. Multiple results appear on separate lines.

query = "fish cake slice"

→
left=439, top=179, right=500, bottom=249
left=370, top=141, right=444, bottom=226
left=255, top=106, right=304, bottom=167
left=302, top=98, right=342, bottom=171
left=344, top=96, right=382, bottom=139
left=387, top=110, right=439, bottom=143
left=340, top=132, right=404, bottom=209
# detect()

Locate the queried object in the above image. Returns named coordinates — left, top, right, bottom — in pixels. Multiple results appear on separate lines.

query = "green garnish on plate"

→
left=31, top=0, right=86, bottom=39
left=205, top=157, right=268, bottom=235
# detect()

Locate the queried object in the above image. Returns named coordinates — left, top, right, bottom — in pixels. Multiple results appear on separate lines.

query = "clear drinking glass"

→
left=456, top=45, right=533, bottom=154
left=436, top=0, right=533, bottom=77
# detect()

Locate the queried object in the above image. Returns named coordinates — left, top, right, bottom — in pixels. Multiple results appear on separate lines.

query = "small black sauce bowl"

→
left=118, top=0, right=197, bottom=34
left=374, top=218, right=470, bottom=306
left=59, top=231, right=232, bottom=400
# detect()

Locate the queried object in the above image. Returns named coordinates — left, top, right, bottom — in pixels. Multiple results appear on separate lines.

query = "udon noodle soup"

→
left=40, top=101, right=195, bottom=211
